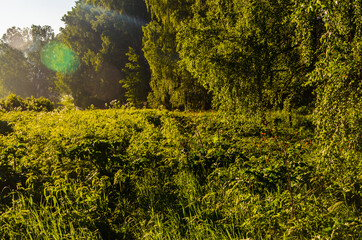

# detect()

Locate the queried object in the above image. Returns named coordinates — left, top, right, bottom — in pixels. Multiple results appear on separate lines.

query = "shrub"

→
left=0, top=94, right=26, bottom=111
left=25, top=96, right=54, bottom=112
left=0, top=94, right=54, bottom=112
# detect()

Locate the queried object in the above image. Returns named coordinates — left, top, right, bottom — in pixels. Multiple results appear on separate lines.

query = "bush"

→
left=0, top=94, right=26, bottom=111
left=0, top=94, right=54, bottom=112
left=25, top=96, right=54, bottom=112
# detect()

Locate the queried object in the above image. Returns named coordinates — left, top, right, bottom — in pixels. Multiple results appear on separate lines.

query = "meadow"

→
left=0, top=107, right=361, bottom=239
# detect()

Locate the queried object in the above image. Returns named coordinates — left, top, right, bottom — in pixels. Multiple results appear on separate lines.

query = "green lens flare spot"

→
left=41, top=42, right=79, bottom=74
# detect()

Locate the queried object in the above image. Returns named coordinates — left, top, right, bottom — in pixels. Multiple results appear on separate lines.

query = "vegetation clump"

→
left=0, top=94, right=54, bottom=112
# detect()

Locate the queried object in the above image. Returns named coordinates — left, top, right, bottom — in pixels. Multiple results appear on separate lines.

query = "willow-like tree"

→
left=177, top=0, right=313, bottom=112
left=295, top=0, right=361, bottom=155
left=143, top=0, right=211, bottom=110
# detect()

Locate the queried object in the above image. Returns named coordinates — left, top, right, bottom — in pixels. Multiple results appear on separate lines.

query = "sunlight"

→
left=82, top=3, right=146, bottom=28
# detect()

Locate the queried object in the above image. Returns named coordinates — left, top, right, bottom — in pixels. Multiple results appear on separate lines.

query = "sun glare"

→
left=40, top=41, right=79, bottom=74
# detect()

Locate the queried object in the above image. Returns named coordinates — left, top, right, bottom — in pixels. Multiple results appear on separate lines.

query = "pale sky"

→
left=0, top=0, right=76, bottom=37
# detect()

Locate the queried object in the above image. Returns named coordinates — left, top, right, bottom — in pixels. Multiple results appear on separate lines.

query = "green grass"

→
left=0, top=109, right=361, bottom=239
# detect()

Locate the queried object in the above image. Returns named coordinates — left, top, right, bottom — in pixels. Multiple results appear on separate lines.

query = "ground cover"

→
left=0, top=109, right=361, bottom=239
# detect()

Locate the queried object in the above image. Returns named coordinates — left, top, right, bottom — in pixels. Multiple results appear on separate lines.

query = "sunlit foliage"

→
left=0, top=108, right=360, bottom=239
left=58, top=0, right=150, bottom=108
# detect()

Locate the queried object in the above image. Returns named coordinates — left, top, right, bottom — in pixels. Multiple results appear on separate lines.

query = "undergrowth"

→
left=0, top=109, right=360, bottom=239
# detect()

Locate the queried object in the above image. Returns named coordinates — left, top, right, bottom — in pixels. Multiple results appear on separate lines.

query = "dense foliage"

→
left=304, top=0, right=362, bottom=157
left=58, top=0, right=150, bottom=108
left=0, top=1, right=360, bottom=238
left=120, top=47, right=150, bottom=108
left=143, top=3, right=211, bottom=110
left=142, top=0, right=361, bottom=155
left=0, top=108, right=361, bottom=239
left=0, top=94, right=54, bottom=112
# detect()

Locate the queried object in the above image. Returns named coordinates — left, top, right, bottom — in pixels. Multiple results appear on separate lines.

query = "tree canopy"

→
left=0, top=26, right=57, bottom=99
left=58, top=0, right=150, bottom=108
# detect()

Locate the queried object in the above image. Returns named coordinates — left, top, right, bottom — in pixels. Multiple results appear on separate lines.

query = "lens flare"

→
left=41, top=42, right=79, bottom=74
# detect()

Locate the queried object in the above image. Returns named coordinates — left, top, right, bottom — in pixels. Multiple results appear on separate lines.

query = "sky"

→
left=0, top=0, right=76, bottom=37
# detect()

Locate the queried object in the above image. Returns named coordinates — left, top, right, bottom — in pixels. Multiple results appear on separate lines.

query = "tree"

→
left=0, top=41, right=32, bottom=97
left=143, top=0, right=211, bottom=110
left=0, top=26, right=57, bottom=99
left=296, top=0, right=362, bottom=154
left=120, top=47, right=150, bottom=107
left=176, top=0, right=311, bottom=112
left=58, top=0, right=150, bottom=108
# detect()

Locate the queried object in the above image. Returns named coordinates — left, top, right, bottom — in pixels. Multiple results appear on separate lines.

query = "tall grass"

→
left=0, top=109, right=360, bottom=239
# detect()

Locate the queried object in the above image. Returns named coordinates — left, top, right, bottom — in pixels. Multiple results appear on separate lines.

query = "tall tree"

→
left=0, top=41, right=32, bottom=97
left=0, top=26, right=57, bottom=99
left=143, top=0, right=211, bottom=110
left=58, top=0, right=150, bottom=108
left=295, top=0, right=362, bottom=154
left=177, top=0, right=309, bottom=112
